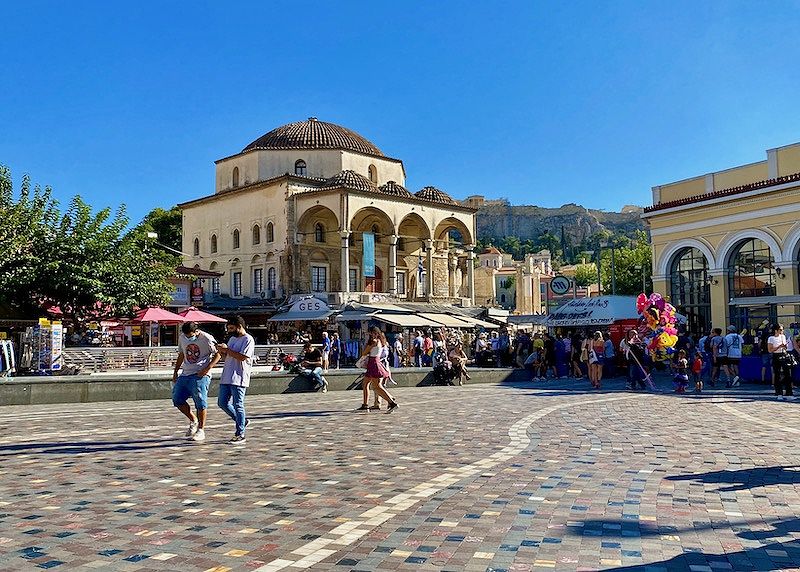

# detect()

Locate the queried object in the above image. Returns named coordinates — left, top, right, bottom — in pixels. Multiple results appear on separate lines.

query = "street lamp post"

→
left=600, top=240, right=617, bottom=295
left=635, top=264, right=646, bottom=294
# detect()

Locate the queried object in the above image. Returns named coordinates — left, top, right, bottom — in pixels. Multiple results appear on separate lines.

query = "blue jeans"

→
left=173, top=374, right=210, bottom=410
left=301, top=366, right=326, bottom=389
left=217, top=384, right=247, bottom=436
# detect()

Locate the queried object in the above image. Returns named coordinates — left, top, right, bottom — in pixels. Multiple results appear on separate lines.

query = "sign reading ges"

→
left=550, top=275, right=572, bottom=296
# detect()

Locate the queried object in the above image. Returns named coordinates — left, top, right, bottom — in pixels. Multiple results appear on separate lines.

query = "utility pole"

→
left=610, top=242, right=617, bottom=295
left=596, top=242, right=602, bottom=297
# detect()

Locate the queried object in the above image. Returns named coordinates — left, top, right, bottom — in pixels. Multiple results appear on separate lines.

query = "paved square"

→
left=1, top=379, right=800, bottom=571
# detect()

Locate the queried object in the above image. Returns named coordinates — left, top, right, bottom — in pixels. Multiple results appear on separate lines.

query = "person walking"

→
left=356, top=326, right=399, bottom=413
left=393, top=335, right=403, bottom=368
left=709, top=328, right=724, bottom=387
left=321, top=331, right=331, bottom=373
left=330, top=332, right=343, bottom=369
left=216, top=315, right=255, bottom=444
left=603, top=332, right=616, bottom=378
left=413, top=330, right=424, bottom=367
left=588, top=331, right=605, bottom=389
left=723, top=325, right=743, bottom=387
left=172, top=321, right=221, bottom=442
left=769, top=323, right=795, bottom=401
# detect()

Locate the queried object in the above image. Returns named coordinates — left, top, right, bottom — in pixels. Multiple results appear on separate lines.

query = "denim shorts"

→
left=173, top=374, right=210, bottom=410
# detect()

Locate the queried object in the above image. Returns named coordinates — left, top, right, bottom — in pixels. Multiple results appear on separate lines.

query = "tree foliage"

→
left=598, top=230, right=652, bottom=295
left=573, top=264, right=598, bottom=287
left=139, top=206, right=182, bottom=253
left=0, top=167, right=175, bottom=322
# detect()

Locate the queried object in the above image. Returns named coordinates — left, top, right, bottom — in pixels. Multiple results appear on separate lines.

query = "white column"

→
left=388, top=234, right=398, bottom=296
left=340, top=231, right=350, bottom=296
left=466, top=245, right=476, bottom=305
left=426, top=239, right=434, bottom=301
left=448, top=253, right=457, bottom=297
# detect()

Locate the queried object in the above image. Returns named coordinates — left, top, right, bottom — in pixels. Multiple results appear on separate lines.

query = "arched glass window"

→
left=315, top=223, right=325, bottom=243
left=233, top=229, right=240, bottom=249
left=266, top=222, right=274, bottom=243
left=669, top=247, right=710, bottom=335
left=295, top=159, right=307, bottom=176
left=210, top=234, right=217, bottom=254
left=448, top=228, right=463, bottom=245
left=267, top=267, right=277, bottom=293
left=193, top=237, right=200, bottom=256
left=728, top=239, right=776, bottom=298
left=232, top=166, right=239, bottom=188
left=368, top=164, right=377, bottom=183
left=252, top=224, right=261, bottom=245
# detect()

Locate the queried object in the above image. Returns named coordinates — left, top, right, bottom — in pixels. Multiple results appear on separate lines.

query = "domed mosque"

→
left=179, top=118, right=477, bottom=317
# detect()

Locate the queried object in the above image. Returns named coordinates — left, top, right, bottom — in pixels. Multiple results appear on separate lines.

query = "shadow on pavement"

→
left=665, top=466, right=800, bottom=492
left=248, top=410, right=340, bottom=420
left=608, top=539, right=800, bottom=570
left=0, top=437, right=187, bottom=456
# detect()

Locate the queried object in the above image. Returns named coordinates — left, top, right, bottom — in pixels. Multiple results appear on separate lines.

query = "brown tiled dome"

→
left=378, top=180, right=413, bottom=198
left=321, top=170, right=378, bottom=193
left=481, top=246, right=501, bottom=255
left=243, top=118, right=384, bottom=156
left=414, top=186, right=458, bottom=205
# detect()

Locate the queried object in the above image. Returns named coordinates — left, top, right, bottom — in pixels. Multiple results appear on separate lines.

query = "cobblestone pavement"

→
left=1, top=378, right=800, bottom=571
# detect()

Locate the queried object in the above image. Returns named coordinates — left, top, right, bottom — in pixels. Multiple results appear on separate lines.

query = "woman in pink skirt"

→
left=356, top=326, right=399, bottom=413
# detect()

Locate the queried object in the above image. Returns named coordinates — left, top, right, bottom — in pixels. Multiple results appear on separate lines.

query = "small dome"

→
left=414, top=186, right=458, bottom=205
left=481, top=246, right=501, bottom=255
left=243, top=118, right=384, bottom=157
left=378, top=180, right=413, bottom=198
left=321, top=170, right=378, bottom=193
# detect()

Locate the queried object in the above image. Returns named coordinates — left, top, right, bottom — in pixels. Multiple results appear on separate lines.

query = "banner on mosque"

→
left=363, top=232, right=375, bottom=277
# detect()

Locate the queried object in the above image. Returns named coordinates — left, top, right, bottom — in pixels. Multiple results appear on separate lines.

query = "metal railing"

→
left=62, top=344, right=307, bottom=373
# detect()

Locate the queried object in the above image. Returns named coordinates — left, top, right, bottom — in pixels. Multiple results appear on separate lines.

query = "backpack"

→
left=703, top=336, right=713, bottom=354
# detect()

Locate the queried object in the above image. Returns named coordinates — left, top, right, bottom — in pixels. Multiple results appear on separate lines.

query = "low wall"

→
left=0, top=368, right=524, bottom=407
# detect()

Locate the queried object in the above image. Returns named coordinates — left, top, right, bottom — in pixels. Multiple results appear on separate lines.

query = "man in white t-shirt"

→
left=723, top=325, right=744, bottom=387
left=173, top=321, right=221, bottom=442
left=216, top=315, right=256, bottom=444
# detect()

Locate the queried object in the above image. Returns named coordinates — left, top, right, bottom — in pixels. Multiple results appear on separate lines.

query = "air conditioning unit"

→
left=359, top=293, right=372, bottom=303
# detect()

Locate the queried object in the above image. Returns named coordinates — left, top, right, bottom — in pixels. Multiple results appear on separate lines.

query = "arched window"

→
left=368, top=164, right=377, bottom=183
left=314, top=223, right=325, bottom=243
left=267, top=267, right=277, bottom=293
left=727, top=238, right=777, bottom=331
left=193, top=237, right=200, bottom=256
left=233, top=229, right=240, bottom=249
left=252, top=224, right=261, bottom=245
left=371, top=224, right=380, bottom=243
left=669, top=247, right=710, bottom=335
left=210, top=262, right=220, bottom=295
left=728, top=239, right=776, bottom=298
left=266, top=222, right=274, bottom=243
left=232, top=166, right=239, bottom=188
left=295, top=159, right=307, bottom=176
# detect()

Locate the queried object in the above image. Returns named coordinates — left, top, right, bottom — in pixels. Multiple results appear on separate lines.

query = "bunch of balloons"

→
left=636, top=293, right=679, bottom=362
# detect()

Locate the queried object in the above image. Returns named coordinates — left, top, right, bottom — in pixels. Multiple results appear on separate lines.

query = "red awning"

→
left=132, top=307, right=186, bottom=324
left=178, top=307, right=227, bottom=323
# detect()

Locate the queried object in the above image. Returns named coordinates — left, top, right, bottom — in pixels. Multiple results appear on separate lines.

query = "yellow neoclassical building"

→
left=645, top=142, right=800, bottom=335
left=179, top=118, right=477, bottom=307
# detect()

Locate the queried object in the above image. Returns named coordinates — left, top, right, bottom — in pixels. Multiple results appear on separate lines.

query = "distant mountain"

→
left=463, top=197, right=646, bottom=243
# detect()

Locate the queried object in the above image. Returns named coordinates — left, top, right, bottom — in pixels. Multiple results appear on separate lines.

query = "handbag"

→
left=783, top=352, right=799, bottom=368
left=355, top=355, right=368, bottom=369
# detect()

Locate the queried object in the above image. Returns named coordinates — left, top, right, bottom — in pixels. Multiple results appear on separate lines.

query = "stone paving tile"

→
left=1, top=379, right=800, bottom=570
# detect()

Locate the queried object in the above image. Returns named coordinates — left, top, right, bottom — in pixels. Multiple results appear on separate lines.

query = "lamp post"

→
left=600, top=240, right=617, bottom=295
left=635, top=264, right=646, bottom=294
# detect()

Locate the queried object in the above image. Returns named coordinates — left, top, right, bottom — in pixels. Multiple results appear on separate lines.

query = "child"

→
left=692, top=351, right=703, bottom=393
left=673, top=349, right=689, bottom=394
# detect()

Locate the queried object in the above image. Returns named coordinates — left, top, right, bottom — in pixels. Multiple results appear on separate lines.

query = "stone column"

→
left=340, top=231, right=350, bottom=296
left=448, top=253, right=458, bottom=297
left=466, top=245, right=476, bottom=305
left=388, top=234, right=398, bottom=296
left=425, top=239, right=434, bottom=301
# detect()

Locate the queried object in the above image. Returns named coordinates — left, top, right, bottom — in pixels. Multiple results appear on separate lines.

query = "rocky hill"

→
left=467, top=198, right=646, bottom=243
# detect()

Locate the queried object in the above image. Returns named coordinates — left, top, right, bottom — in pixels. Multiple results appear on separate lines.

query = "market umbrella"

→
left=177, top=307, right=227, bottom=323
left=132, top=307, right=186, bottom=346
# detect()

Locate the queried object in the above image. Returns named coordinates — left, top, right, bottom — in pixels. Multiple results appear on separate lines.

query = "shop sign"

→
left=550, top=275, right=571, bottom=296
left=191, top=286, right=204, bottom=307
left=170, top=283, right=190, bottom=305
left=290, top=298, right=330, bottom=314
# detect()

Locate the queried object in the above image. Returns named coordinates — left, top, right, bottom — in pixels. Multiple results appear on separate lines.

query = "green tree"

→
left=0, top=167, right=175, bottom=322
left=599, top=230, right=652, bottom=295
left=139, top=206, right=182, bottom=253
left=574, top=263, right=598, bottom=287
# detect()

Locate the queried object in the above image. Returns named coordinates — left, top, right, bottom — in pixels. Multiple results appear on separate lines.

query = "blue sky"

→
left=2, top=1, right=800, bottom=223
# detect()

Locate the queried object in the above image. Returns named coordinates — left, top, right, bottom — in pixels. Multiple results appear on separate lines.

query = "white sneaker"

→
left=321, top=387, right=328, bottom=393
left=778, top=395, right=786, bottom=401
left=186, top=421, right=198, bottom=438
left=191, top=428, right=206, bottom=441
left=733, top=376, right=740, bottom=387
